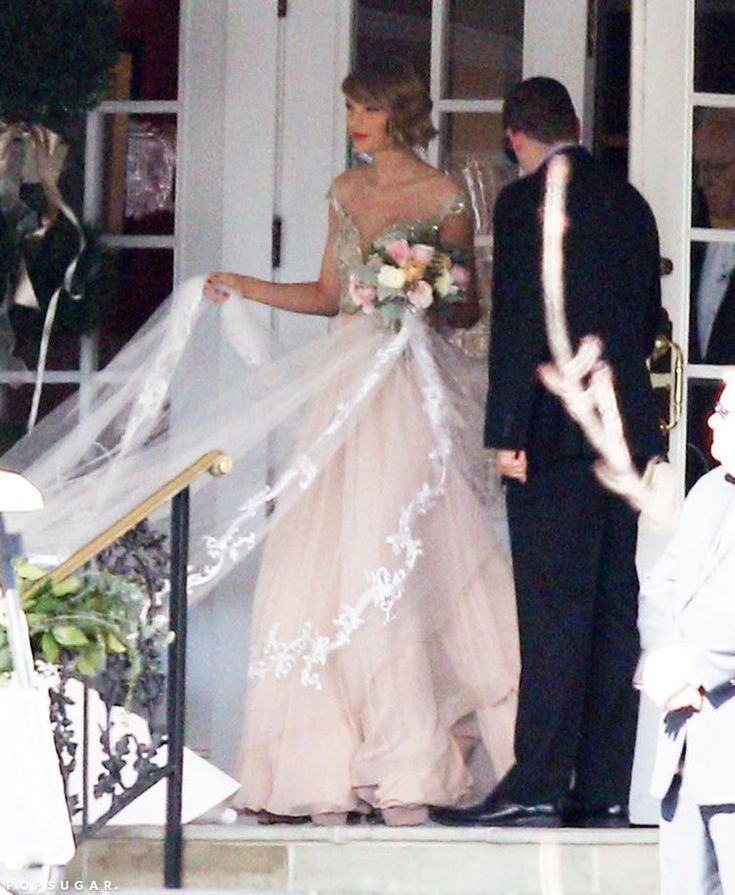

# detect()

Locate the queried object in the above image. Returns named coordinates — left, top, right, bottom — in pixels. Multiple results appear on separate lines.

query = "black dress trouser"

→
left=498, top=459, right=641, bottom=807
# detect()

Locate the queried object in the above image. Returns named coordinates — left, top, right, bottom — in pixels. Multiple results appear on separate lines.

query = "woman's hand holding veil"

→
left=204, top=273, right=247, bottom=303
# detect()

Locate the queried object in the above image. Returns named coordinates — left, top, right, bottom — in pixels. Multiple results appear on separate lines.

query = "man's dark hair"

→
left=502, top=77, right=578, bottom=145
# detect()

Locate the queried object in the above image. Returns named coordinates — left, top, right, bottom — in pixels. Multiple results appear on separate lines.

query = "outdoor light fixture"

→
left=0, top=470, right=43, bottom=513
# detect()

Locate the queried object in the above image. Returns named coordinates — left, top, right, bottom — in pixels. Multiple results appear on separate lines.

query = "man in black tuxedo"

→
left=432, top=77, right=664, bottom=827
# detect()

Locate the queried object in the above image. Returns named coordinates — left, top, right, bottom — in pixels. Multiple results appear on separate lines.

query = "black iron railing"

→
left=25, top=451, right=231, bottom=888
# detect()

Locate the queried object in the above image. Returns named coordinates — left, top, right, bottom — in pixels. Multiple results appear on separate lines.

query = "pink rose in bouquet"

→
left=349, top=235, right=470, bottom=329
left=384, top=238, right=412, bottom=266
left=411, top=244, right=436, bottom=265
left=450, top=263, right=470, bottom=290
left=348, top=274, right=377, bottom=313
left=408, top=280, right=434, bottom=310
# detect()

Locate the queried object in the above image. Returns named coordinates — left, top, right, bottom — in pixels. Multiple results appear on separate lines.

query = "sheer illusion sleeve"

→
left=439, top=191, right=471, bottom=222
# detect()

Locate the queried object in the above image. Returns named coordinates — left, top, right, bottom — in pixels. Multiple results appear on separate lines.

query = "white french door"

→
left=631, top=0, right=735, bottom=497
left=628, top=0, right=735, bottom=823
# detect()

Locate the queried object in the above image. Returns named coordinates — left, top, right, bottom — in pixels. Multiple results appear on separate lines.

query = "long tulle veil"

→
left=1, top=154, right=512, bottom=673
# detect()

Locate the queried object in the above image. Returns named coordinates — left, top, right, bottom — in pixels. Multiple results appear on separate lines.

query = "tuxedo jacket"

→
left=689, top=240, right=735, bottom=365
left=638, top=468, right=735, bottom=804
left=484, top=145, right=665, bottom=472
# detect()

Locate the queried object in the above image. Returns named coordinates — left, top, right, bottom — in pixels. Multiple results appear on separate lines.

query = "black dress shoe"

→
left=564, top=802, right=630, bottom=828
left=430, top=797, right=563, bottom=827
left=256, top=810, right=310, bottom=825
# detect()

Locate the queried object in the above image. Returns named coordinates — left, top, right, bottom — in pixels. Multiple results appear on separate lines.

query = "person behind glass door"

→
left=690, top=110, right=735, bottom=365
left=686, top=111, right=735, bottom=491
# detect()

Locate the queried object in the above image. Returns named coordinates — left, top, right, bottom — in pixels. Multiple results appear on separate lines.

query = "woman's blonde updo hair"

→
left=342, top=60, right=437, bottom=149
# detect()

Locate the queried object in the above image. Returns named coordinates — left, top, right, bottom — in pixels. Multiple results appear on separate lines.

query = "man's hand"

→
left=665, top=685, right=704, bottom=713
left=495, top=449, right=528, bottom=483
left=639, top=644, right=701, bottom=711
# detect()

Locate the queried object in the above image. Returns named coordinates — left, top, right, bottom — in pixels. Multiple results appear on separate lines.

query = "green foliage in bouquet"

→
left=0, top=0, right=119, bottom=134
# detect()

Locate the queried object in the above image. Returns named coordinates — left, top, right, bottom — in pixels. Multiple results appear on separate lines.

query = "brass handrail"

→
left=30, top=449, right=233, bottom=592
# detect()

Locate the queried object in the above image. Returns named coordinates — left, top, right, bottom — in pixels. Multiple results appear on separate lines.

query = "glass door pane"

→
left=685, top=4, right=735, bottom=489
left=691, top=106, right=735, bottom=232
left=101, top=113, right=177, bottom=237
left=353, top=0, right=432, bottom=83
left=117, top=0, right=180, bottom=100
left=98, top=0, right=180, bottom=351
left=436, top=0, right=522, bottom=229
left=694, top=0, right=735, bottom=94
left=445, top=0, right=523, bottom=99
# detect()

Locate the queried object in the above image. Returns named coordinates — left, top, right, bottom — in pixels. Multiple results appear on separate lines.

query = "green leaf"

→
left=33, top=595, right=62, bottom=613
left=21, top=579, right=53, bottom=605
left=106, top=632, right=127, bottom=654
left=51, top=624, right=89, bottom=647
left=0, top=645, right=11, bottom=674
left=378, top=301, right=404, bottom=323
left=14, top=561, right=46, bottom=581
left=51, top=576, right=81, bottom=597
left=76, top=643, right=104, bottom=677
left=41, top=631, right=61, bottom=664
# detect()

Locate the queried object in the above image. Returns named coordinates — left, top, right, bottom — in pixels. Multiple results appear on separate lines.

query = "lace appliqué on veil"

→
left=246, top=317, right=453, bottom=690
left=187, top=329, right=410, bottom=595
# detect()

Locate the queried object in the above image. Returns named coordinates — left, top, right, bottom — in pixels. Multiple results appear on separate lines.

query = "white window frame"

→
left=428, top=0, right=505, bottom=174
left=79, top=97, right=180, bottom=408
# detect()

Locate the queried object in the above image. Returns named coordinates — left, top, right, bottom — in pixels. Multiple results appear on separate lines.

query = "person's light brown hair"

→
left=342, top=60, right=437, bottom=149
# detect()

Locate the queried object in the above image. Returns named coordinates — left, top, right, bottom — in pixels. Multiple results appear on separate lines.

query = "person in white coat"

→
left=638, top=372, right=735, bottom=895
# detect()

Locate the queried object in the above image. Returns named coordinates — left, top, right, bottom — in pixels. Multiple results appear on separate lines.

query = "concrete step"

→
left=66, top=818, right=660, bottom=895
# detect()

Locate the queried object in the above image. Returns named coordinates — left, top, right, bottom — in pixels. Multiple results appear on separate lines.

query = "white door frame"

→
left=627, top=0, right=692, bottom=825
left=628, top=0, right=735, bottom=823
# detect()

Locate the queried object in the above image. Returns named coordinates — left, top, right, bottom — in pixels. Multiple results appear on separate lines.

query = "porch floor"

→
left=67, top=817, right=660, bottom=894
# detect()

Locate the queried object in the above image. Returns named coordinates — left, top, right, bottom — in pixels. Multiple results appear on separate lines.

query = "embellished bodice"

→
left=327, top=185, right=470, bottom=316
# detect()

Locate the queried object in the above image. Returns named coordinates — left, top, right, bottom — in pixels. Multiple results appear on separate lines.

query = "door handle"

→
left=649, top=334, right=684, bottom=431
left=659, top=257, right=674, bottom=276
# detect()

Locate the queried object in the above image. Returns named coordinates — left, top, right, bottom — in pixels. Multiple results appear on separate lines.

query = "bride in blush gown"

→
left=204, top=60, right=519, bottom=826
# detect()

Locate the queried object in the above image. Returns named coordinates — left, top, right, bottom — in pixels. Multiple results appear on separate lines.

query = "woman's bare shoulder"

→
left=423, top=169, right=464, bottom=203
left=331, top=168, right=366, bottom=204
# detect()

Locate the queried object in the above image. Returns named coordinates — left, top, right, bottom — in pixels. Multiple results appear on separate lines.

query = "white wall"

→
left=181, top=0, right=352, bottom=769
left=220, top=1, right=280, bottom=282
left=276, top=0, right=352, bottom=347
left=176, top=2, right=227, bottom=281
left=523, top=0, right=588, bottom=128
left=177, top=0, right=282, bottom=763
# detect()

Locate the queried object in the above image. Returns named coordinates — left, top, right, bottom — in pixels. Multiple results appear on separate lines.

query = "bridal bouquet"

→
left=348, top=236, right=470, bottom=328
